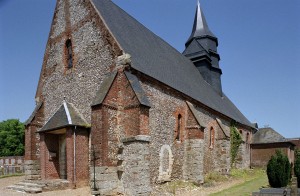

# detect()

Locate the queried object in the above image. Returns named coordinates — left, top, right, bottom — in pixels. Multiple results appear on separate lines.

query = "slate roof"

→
left=39, top=101, right=88, bottom=132
left=92, top=71, right=151, bottom=107
left=186, top=101, right=206, bottom=128
left=125, top=72, right=151, bottom=107
left=91, top=0, right=253, bottom=128
left=91, top=71, right=117, bottom=107
left=251, top=128, right=291, bottom=144
left=185, top=1, right=217, bottom=46
left=182, top=39, right=211, bottom=60
left=216, top=118, right=230, bottom=138
left=24, top=102, right=43, bottom=126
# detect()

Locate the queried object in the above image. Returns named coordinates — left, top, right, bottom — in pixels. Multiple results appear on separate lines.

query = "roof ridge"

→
left=91, top=0, right=253, bottom=128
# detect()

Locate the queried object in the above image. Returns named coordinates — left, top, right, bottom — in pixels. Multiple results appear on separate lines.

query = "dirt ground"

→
left=0, top=176, right=91, bottom=196
left=0, top=176, right=243, bottom=196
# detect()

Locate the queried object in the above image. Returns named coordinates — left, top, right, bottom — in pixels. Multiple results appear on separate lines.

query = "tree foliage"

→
left=0, top=119, right=25, bottom=156
left=295, top=150, right=300, bottom=188
left=267, top=150, right=291, bottom=188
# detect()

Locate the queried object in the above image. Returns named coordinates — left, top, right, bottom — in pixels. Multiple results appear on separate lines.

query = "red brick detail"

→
left=40, top=133, right=46, bottom=179
left=251, top=143, right=295, bottom=168
left=66, top=128, right=89, bottom=187
left=173, top=107, right=186, bottom=143
left=91, top=71, right=150, bottom=167
left=186, top=106, right=204, bottom=139
left=140, top=106, right=149, bottom=135
left=39, top=127, right=89, bottom=186
left=66, top=129, right=74, bottom=184
left=40, top=133, right=60, bottom=179
left=73, top=128, right=89, bottom=187
left=25, top=105, right=44, bottom=161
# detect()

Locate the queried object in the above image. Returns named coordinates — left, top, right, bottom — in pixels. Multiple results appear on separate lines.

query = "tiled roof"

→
left=24, top=102, right=43, bottom=126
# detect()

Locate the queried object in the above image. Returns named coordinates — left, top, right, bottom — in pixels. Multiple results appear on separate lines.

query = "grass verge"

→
left=0, top=173, right=24, bottom=179
left=210, top=169, right=268, bottom=196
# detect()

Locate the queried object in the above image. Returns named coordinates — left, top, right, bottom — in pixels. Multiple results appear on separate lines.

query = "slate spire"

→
left=185, top=0, right=216, bottom=46
left=183, top=1, right=223, bottom=96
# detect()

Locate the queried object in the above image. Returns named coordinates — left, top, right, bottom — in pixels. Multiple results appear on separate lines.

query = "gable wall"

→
left=37, top=0, right=121, bottom=126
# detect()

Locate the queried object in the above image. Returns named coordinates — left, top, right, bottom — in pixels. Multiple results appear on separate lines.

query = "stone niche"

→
left=157, top=144, right=174, bottom=183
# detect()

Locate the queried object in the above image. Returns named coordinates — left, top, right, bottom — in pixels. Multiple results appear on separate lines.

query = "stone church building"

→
left=24, top=0, right=255, bottom=195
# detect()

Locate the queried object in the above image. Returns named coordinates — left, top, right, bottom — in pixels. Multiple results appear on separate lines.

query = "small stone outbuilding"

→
left=251, top=127, right=295, bottom=168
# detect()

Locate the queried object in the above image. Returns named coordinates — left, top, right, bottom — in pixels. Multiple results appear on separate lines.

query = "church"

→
left=24, top=0, right=255, bottom=195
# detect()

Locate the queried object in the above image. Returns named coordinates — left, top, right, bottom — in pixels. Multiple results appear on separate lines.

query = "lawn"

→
left=210, top=169, right=268, bottom=196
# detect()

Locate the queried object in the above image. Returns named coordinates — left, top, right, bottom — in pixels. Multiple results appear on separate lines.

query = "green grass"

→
left=157, top=180, right=198, bottom=195
left=0, top=173, right=24, bottom=179
left=210, top=169, right=268, bottom=196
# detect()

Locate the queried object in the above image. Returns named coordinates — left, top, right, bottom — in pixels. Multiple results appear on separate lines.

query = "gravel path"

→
left=0, top=176, right=91, bottom=196
left=176, top=179, right=244, bottom=196
left=0, top=176, right=243, bottom=196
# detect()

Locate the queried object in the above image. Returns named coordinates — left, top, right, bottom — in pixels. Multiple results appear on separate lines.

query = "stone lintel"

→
left=121, top=135, right=151, bottom=143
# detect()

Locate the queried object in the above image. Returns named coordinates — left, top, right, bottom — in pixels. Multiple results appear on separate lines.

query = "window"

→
left=65, top=39, right=73, bottom=69
left=175, top=114, right=182, bottom=141
left=209, top=127, right=214, bottom=148
left=246, top=132, right=250, bottom=149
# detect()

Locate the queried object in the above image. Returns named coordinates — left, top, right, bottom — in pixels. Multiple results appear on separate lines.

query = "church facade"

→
left=24, top=0, right=255, bottom=195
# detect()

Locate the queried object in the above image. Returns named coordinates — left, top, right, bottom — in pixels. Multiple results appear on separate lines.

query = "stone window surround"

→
left=175, top=114, right=182, bottom=142
left=64, top=37, right=75, bottom=72
left=209, top=127, right=215, bottom=149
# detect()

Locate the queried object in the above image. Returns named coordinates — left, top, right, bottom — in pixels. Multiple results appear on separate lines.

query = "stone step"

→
left=7, top=182, right=44, bottom=194
left=6, top=185, right=26, bottom=192
left=15, top=182, right=45, bottom=188
left=24, top=187, right=42, bottom=194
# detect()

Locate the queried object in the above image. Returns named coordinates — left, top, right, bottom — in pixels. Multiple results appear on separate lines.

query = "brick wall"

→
left=40, top=133, right=60, bottom=179
left=66, top=127, right=89, bottom=187
left=25, top=104, right=44, bottom=161
left=251, top=143, right=294, bottom=168
left=91, top=71, right=147, bottom=166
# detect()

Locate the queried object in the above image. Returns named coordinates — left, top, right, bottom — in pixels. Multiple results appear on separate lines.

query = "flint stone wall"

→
left=42, top=0, right=116, bottom=124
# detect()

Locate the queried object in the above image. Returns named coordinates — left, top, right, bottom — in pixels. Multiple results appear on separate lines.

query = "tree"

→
left=295, top=150, right=300, bottom=188
left=0, top=119, right=25, bottom=156
left=267, top=150, right=291, bottom=188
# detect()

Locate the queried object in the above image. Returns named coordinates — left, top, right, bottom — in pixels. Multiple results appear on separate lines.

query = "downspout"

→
left=74, top=126, right=77, bottom=187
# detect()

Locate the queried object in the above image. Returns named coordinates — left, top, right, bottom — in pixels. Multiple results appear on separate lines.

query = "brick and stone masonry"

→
left=24, top=0, right=254, bottom=195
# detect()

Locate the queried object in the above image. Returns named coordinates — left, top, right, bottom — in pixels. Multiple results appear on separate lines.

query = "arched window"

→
left=176, top=114, right=182, bottom=142
left=209, top=127, right=214, bottom=148
left=246, top=132, right=250, bottom=149
left=66, top=39, right=73, bottom=69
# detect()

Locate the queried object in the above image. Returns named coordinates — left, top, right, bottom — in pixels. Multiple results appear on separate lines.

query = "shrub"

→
left=295, top=150, right=300, bottom=188
left=267, top=150, right=291, bottom=188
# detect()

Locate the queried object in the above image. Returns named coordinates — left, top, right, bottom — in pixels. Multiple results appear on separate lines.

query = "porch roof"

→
left=38, top=101, right=88, bottom=133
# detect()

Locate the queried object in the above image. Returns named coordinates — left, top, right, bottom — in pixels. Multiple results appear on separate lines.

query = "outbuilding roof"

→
left=251, top=127, right=290, bottom=144
left=91, top=0, right=253, bottom=128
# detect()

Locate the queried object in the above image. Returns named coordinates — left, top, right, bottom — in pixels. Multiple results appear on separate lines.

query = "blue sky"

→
left=0, top=0, right=299, bottom=138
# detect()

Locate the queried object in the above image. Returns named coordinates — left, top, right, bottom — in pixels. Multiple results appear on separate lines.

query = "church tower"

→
left=183, top=1, right=223, bottom=96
